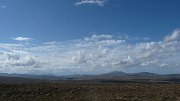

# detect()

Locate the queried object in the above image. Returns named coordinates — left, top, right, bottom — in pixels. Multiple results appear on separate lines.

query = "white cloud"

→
left=159, top=63, right=168, bottom=67
left=92, top=34, right=112, bottom=39
left=75, top=0, right=106, bottom=6
left=164, top=29, right=180, bottom=42
left=12, top=37, right=32, bottom=41
left=0, top=33, right=180, bottom=75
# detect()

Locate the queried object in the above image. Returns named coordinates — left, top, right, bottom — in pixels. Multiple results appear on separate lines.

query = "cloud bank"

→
left=0, top=31, right=180, bottom=75
left=75, top=0, right=106, bottom=6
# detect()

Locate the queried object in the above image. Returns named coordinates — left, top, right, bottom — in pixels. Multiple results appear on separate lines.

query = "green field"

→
left=0, top=82, right=180, bottom=101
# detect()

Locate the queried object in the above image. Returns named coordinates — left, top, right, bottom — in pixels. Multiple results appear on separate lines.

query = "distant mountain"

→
left=0, top=73, right=9, bottom=76
left=0, top=71, right=180, bottom=83
left=0, top=73, right=63, bottom=80
left=101, top=71, right=159, bottom=77
left=0, top=76, right=47, bottom=84
left=132, top=72, right=158, bottom=76
left=102, top=71, right=127, bottom=76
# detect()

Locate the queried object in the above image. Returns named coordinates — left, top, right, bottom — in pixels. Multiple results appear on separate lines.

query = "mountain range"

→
left=0, top=71, right=180, bottom=83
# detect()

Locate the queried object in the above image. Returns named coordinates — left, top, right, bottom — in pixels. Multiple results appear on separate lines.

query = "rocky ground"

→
left=0, top=82, right=180, bottom=101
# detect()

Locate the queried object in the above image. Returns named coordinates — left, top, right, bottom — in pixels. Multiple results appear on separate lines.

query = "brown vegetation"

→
left=0, top=82, right=180, bottom=101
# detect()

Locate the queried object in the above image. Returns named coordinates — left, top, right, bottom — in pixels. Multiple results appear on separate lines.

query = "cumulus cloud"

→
left=12, top=37, right=32, bottom=41
left=1, top=33, right=180, bottom=75
left=164, top=29, right=180, bottom=42
left=75, top=0, right=106, bottom=6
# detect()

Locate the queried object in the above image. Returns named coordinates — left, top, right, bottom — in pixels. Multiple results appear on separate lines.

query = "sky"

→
left=0, top=0, right=180, bottom=75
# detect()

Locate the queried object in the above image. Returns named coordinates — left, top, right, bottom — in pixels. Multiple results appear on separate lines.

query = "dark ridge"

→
left=132, top=72, right=158, bottom=76
left=102, top=71, right=127, bottom=76
left=0, top=76, right=48, bottom=84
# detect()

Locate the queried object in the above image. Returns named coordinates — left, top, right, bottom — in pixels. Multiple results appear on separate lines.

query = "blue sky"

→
left=0, top=0, right=180, bottom=42
left=0, top=0, right=180, bottom=75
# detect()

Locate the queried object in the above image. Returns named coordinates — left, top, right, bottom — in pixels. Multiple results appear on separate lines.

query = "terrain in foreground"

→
left=0, top=81, right=180, bottom=101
